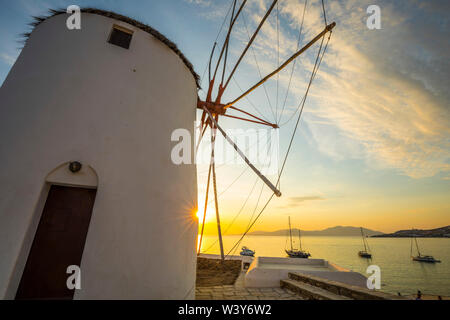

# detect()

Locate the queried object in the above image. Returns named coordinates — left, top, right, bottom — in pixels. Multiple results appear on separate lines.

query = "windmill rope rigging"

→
left=197, top=0, right=335, bottom=260
left=228, top=175, right=267, bottom=258
left=199, top=109, right=271, bottom=255
left=196, top=138, right=256, bottom=175
left=200, top=0, right=236, bottom=90
left=278, top=30, right=331, bottom=127
left=226, top=193, right=275, bottom=258
left=211, top=0, right=248, bottom=89
left=277, top=0, right=308, bottom=125
left=275, top=33, right=330, bottom=186
left=220, top=0, right=237, bottom=86
left=200, top=174, right=260, bottom=253
left=244, top=171, right=266, bottom=231
left=199, top=133, right=272, bottom=254
left=222, top=0, right=279, bottom=95
left=204, top=130, right=272, bottom=205
left=203, top=106, right=282, bottom=196
left=241, top=10, right=276, bottom=122
left=231, top=72, right=272, bottom=123
left=197, top=122, right=272, bottom=176
left=275, top=0, right=280, bottom=122
left=226, top=140, right=276, bottom=257
left=197, top=161, right=212, bottom=254
left=225, top=31, right=332, bottom=258
left=202, top=130, right=272, bottom=254
left=321, top=0, right=328, bottom=26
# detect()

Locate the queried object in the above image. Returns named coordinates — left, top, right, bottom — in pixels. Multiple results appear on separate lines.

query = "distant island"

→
left=371, top=225, right=450, bottom=238
left=248, top=226, right=384, bottom=237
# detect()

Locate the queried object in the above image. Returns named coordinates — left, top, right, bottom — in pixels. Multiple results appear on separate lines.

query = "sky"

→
left=0, top=0, right=449, bottom=235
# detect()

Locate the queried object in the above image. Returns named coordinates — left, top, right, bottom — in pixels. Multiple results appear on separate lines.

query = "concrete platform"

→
left=244, top=256, right=367, bottom=288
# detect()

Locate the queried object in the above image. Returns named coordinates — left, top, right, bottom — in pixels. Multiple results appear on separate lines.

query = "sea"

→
left=199, top=235, right=450, bottom=296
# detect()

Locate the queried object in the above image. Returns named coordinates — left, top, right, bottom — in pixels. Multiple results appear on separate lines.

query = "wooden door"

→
left=15, top=185, right=97, bottom=300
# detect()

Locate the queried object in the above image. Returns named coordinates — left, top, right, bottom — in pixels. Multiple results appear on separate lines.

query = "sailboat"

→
left=411, top=237, right=440, bottom=263
left=358, top=227, right=372, bottom=258
left=240, top=246, right=255, bottom=257
left=285, top=217, right=310, bottom=258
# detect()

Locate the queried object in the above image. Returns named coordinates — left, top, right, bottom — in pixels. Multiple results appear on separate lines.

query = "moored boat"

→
left=240, top=246, right=255, bottom=257
left=411, top=237, right=440, bottom=263
left=285, top=217, right=310, bottom=258
left=358, top=227, right=372, bottom=258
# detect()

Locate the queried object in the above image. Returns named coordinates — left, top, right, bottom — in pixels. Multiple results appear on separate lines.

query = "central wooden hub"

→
left=197, top=100, right=227, bottom=115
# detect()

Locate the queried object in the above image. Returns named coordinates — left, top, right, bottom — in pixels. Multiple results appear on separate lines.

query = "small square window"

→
left=108, top=25, right=133, bottom=49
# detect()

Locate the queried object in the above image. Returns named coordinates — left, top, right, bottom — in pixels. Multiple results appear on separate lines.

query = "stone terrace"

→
left=195, top=271, right=304, bottom=300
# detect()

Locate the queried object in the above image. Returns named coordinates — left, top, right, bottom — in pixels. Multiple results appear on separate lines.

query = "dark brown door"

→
left=15, top=185, right=96, bottom=300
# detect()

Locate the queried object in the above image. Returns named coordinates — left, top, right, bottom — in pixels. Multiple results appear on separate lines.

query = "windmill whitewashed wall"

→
left=0, top=11, right=198, bottom=299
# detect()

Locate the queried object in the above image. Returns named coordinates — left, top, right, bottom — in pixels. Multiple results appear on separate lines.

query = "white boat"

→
left=411, top=237, right=440, bottom=263
left=358, top=227, right=372, bottom=258
left=412, top=255, right=441, bottom=263
left=240, top=246, right=255, bottom=257
left=285, top=217, right=310, bottom=258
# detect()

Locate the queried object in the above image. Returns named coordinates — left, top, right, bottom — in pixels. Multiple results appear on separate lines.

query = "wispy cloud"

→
left=289, top=196, right=324, bottom=203
left=184, top=0, right=211, bottom=6
left=276, top=195, right=325, bottom=209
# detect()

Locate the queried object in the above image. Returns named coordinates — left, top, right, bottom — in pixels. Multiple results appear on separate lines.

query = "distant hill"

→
left=372, top=226, right=450, bottom=238
left=248, top=226, right=384, bottom=237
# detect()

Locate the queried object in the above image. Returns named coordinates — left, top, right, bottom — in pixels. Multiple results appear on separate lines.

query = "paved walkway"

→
left=195, top=272, right=304, bottom=300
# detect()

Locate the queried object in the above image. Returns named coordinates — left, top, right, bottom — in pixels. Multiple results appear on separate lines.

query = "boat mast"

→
left=410, top=237, right=413, bottom=257
left=361, top=227, right=367, bottom=252
left=414, top=237, right=421, bottom=257
left=298, top=229, right=302, bottom=251
left=288, top=217, right=293, bottom=251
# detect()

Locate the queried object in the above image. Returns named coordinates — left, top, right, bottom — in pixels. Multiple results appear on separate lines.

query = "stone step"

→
left=280, top=279, right=353, bottom=300
left=287, top=272, right=405, bottom=300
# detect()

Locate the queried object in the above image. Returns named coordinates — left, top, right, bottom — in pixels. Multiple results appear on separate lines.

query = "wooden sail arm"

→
left=221, top=114, right=278, bottom=128
left=220, top=0, right=279, bottom=96
left=220, top=0, right=237, bottom=86
left=210, top=0, right=248, bottom=86
left=202, top=105, right=282, bottom=197
left=210, top=128, right=225, bottom=261
left=197, top=163, right=212, bottom=254
left=223, top=21, right=336, bottom=109
left=228, top=106, right=277, bottom=127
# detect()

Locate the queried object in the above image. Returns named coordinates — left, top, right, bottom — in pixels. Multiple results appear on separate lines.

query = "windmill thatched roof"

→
left=24, top=8, right=200, bottom=88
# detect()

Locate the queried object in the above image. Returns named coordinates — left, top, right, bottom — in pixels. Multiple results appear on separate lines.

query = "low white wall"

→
left=244, top=257, right=329, bottom=288
left=256, top=256, right=329, bottom=267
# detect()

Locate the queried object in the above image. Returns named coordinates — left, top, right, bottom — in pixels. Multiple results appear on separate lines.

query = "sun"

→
left=196, top=204, right=213, bottom=223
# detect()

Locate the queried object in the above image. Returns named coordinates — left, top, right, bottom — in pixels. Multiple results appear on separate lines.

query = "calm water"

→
left=200, top=235, right=450, bottom=296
